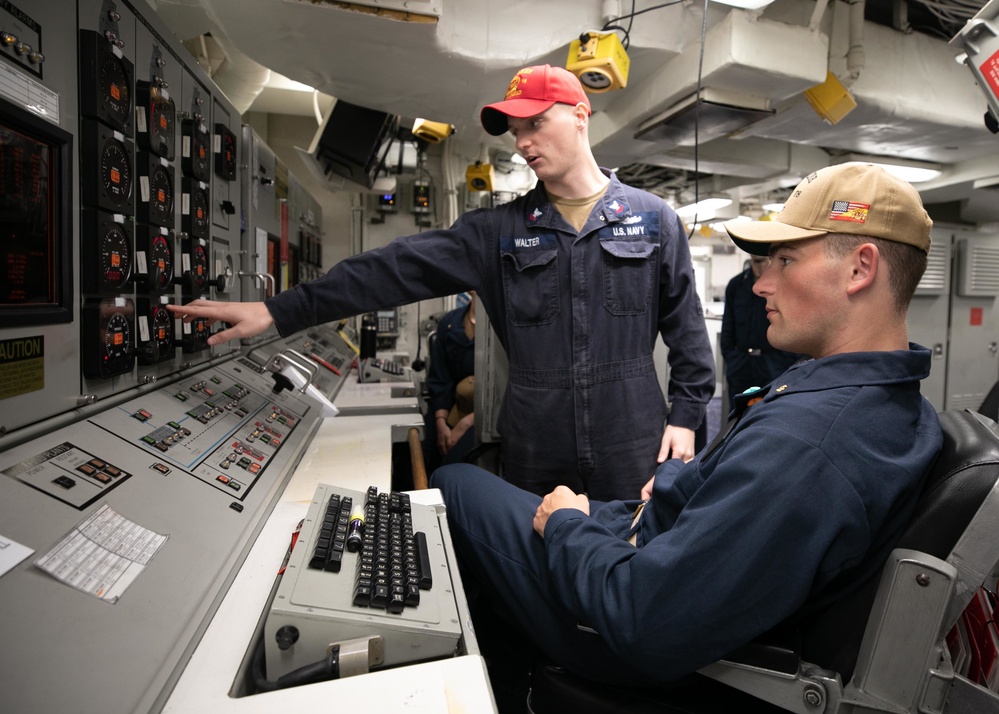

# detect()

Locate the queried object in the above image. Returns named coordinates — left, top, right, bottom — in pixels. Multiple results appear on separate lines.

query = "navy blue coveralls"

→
left=424, top=302, right=476, bottom=470
left=265, top=170, right=715, bottom=500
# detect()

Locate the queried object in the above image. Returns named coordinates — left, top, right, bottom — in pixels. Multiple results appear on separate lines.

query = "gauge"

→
left=101, top=54, right=132, bottom=130
left=182, top=119, right=211, bottom=182
left=80, top=30, right=134, bottom=136
left=82, top=298, right=135, bottom=379
left=137, top=82, right=177, bottom=161
left=182, top=316, right=210, bottom=353
left=182, top=179, right=210, bottom=240
left=82, top=210, right=133, bottom=294
left=100, top=137, right=133, bottom=209
left=139, top=157, right=174, bottom=228
left=104, top=311, right=131, bottom=362
left=179, top=237, right=210, bottom=295
left=149, top=231, right=174, bottom=291
left=189, top=242, right=209, bottom=293
left=150, top=97, right=176, bottom=160
left=136, top=226, right=175, bottom=293
left=101, top=222, right=132, bottom=291
left=150, top=304, right=173, bottom=348
left=82, top=121, right=135, bottom=215
left=137, top=300, right=175, bottom=365
left=214, top=123, right=236, bottom=181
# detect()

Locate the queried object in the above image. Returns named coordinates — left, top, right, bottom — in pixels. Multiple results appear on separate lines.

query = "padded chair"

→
left=528, top=409, right=999, bottom=714
left=980, top=380, right=999, bottom=423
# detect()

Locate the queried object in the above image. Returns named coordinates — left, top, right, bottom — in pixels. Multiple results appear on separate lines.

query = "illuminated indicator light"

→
left=111, top=168, right=120, bottom=184
left=111, top=84, right=120, bottom=101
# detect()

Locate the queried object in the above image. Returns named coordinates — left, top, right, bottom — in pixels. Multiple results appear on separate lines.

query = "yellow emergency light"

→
left=804, top=72, right=857, bottom=125
left=566, top=31, right=630, bottom=94
left=412, top=118, right=454, bottom=144
left=466, top=161, right=494, bottom=192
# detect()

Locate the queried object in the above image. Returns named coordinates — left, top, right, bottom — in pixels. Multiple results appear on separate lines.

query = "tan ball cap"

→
left=724, top=163, right=933, bottom=256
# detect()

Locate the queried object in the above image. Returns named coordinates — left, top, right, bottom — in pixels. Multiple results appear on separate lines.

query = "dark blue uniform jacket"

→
left=541, top=346, right=942, bottom=680
left=265, top=170, right=715, bottom=499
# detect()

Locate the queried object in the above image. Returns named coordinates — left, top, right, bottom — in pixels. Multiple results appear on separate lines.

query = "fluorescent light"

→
left=872, top=163, right=941, bottom=183
left=835, top=156, right=942, bottom=183
left=710, top=0, right=777, bottom=8
left=675, top=196, right=733, bottom=219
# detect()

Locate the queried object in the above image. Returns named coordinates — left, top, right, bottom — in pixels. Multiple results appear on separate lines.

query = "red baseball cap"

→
left=480, top=65, right=591, bottom=136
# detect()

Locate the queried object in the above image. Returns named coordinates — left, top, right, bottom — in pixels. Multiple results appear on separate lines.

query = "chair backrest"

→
left=980, top=381, right=999, bottom=422
left=799, top=409, right=999, bottom=678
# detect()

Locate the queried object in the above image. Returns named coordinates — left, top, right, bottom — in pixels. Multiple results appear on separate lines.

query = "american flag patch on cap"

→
left=829, top=200, right=870, bottom=223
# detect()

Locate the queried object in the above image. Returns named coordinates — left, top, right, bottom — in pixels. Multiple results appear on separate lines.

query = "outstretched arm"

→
left=165, top=300, right=274, bottom=346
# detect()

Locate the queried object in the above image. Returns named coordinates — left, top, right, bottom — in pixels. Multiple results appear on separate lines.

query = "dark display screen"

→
left=0, top=100, right=72, bottom=325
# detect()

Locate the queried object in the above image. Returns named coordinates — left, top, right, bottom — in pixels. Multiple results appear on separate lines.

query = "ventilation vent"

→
left=915, top=240, right=949, bottom=295
left=957, top=239, right=999, bottom=297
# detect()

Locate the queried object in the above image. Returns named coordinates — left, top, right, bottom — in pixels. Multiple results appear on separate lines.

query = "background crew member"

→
left=169, top=64, right=715, bottom=501
left=720, top=254, right=801, bottom=410
left=430, top=163, right=942, bottom=710
left=425, top=293, right=476, bottom=471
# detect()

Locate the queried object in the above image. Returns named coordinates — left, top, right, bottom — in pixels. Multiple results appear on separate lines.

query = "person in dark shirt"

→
left=168, top=65, right=714, bottom=501
left=424, top=294, right=476, bottom=470
left=721, top=254, right=801, bottom=410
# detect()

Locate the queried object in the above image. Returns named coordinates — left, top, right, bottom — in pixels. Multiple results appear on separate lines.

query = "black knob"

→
left=272, top=372, right=294, bottom=394
left=275, top=625, right=299, bottom=651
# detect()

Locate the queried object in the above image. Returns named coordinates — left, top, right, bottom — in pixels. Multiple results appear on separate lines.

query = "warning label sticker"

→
left=0, top=336, right=44, bottom=399
left=980, top=49, right=999, bottom=99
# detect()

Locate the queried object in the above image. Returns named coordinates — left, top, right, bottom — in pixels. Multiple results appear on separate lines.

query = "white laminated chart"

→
left=35, top=504, right=168, bottom=603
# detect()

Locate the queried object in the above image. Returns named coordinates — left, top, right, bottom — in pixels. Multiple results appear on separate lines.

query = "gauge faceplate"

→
left=101, top=223, right=132, bottom=291
left=100, top=138, right=133, bottom=208
left=100, top=53, right=131, bottom=130
left=183, top=120, right=210, bottom=182
left=83, top=298, right=135, bottom=379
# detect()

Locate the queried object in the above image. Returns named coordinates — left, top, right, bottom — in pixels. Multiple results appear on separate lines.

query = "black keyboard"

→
left=306, top=485, right=432, bottom=614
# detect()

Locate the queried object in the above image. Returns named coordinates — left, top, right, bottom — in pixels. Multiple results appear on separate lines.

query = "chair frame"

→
left=700, top=412, right=999, bottom=714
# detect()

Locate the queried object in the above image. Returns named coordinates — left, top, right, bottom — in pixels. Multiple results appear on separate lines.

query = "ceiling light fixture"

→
left=709, top=0, right=778, bottom=10
left=675, top=196, right=734, bottom=220
left=834, top=156, right=943, bottom=183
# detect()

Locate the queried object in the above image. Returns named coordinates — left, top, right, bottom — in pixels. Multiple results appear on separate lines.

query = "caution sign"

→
left=0, top=336, right=44, bottom=400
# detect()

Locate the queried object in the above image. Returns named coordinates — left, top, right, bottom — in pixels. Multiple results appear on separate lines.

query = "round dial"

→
left=147, top=164, right=174, bottom=225
left=189, top=243, right=208, bottom=292
left=101, top=224, right=132, bottom=290
left=149, top=304, right=174, bottom=352
left=216, top=127, right=236, bottom=180
left=192, top=316, right=209, bottom=342
left=185, top=121, right=210, bottom=182
left=149, top=233, right=173, bottom=290
left=189, top=186, right=209, bottom=237
left=100, top=138, right=132, bottom=208
left=102, top=310, right=132, bottom=372
left=100, top=53, right=131, bottom=130
left=149, top=97, right=176, bottom=158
